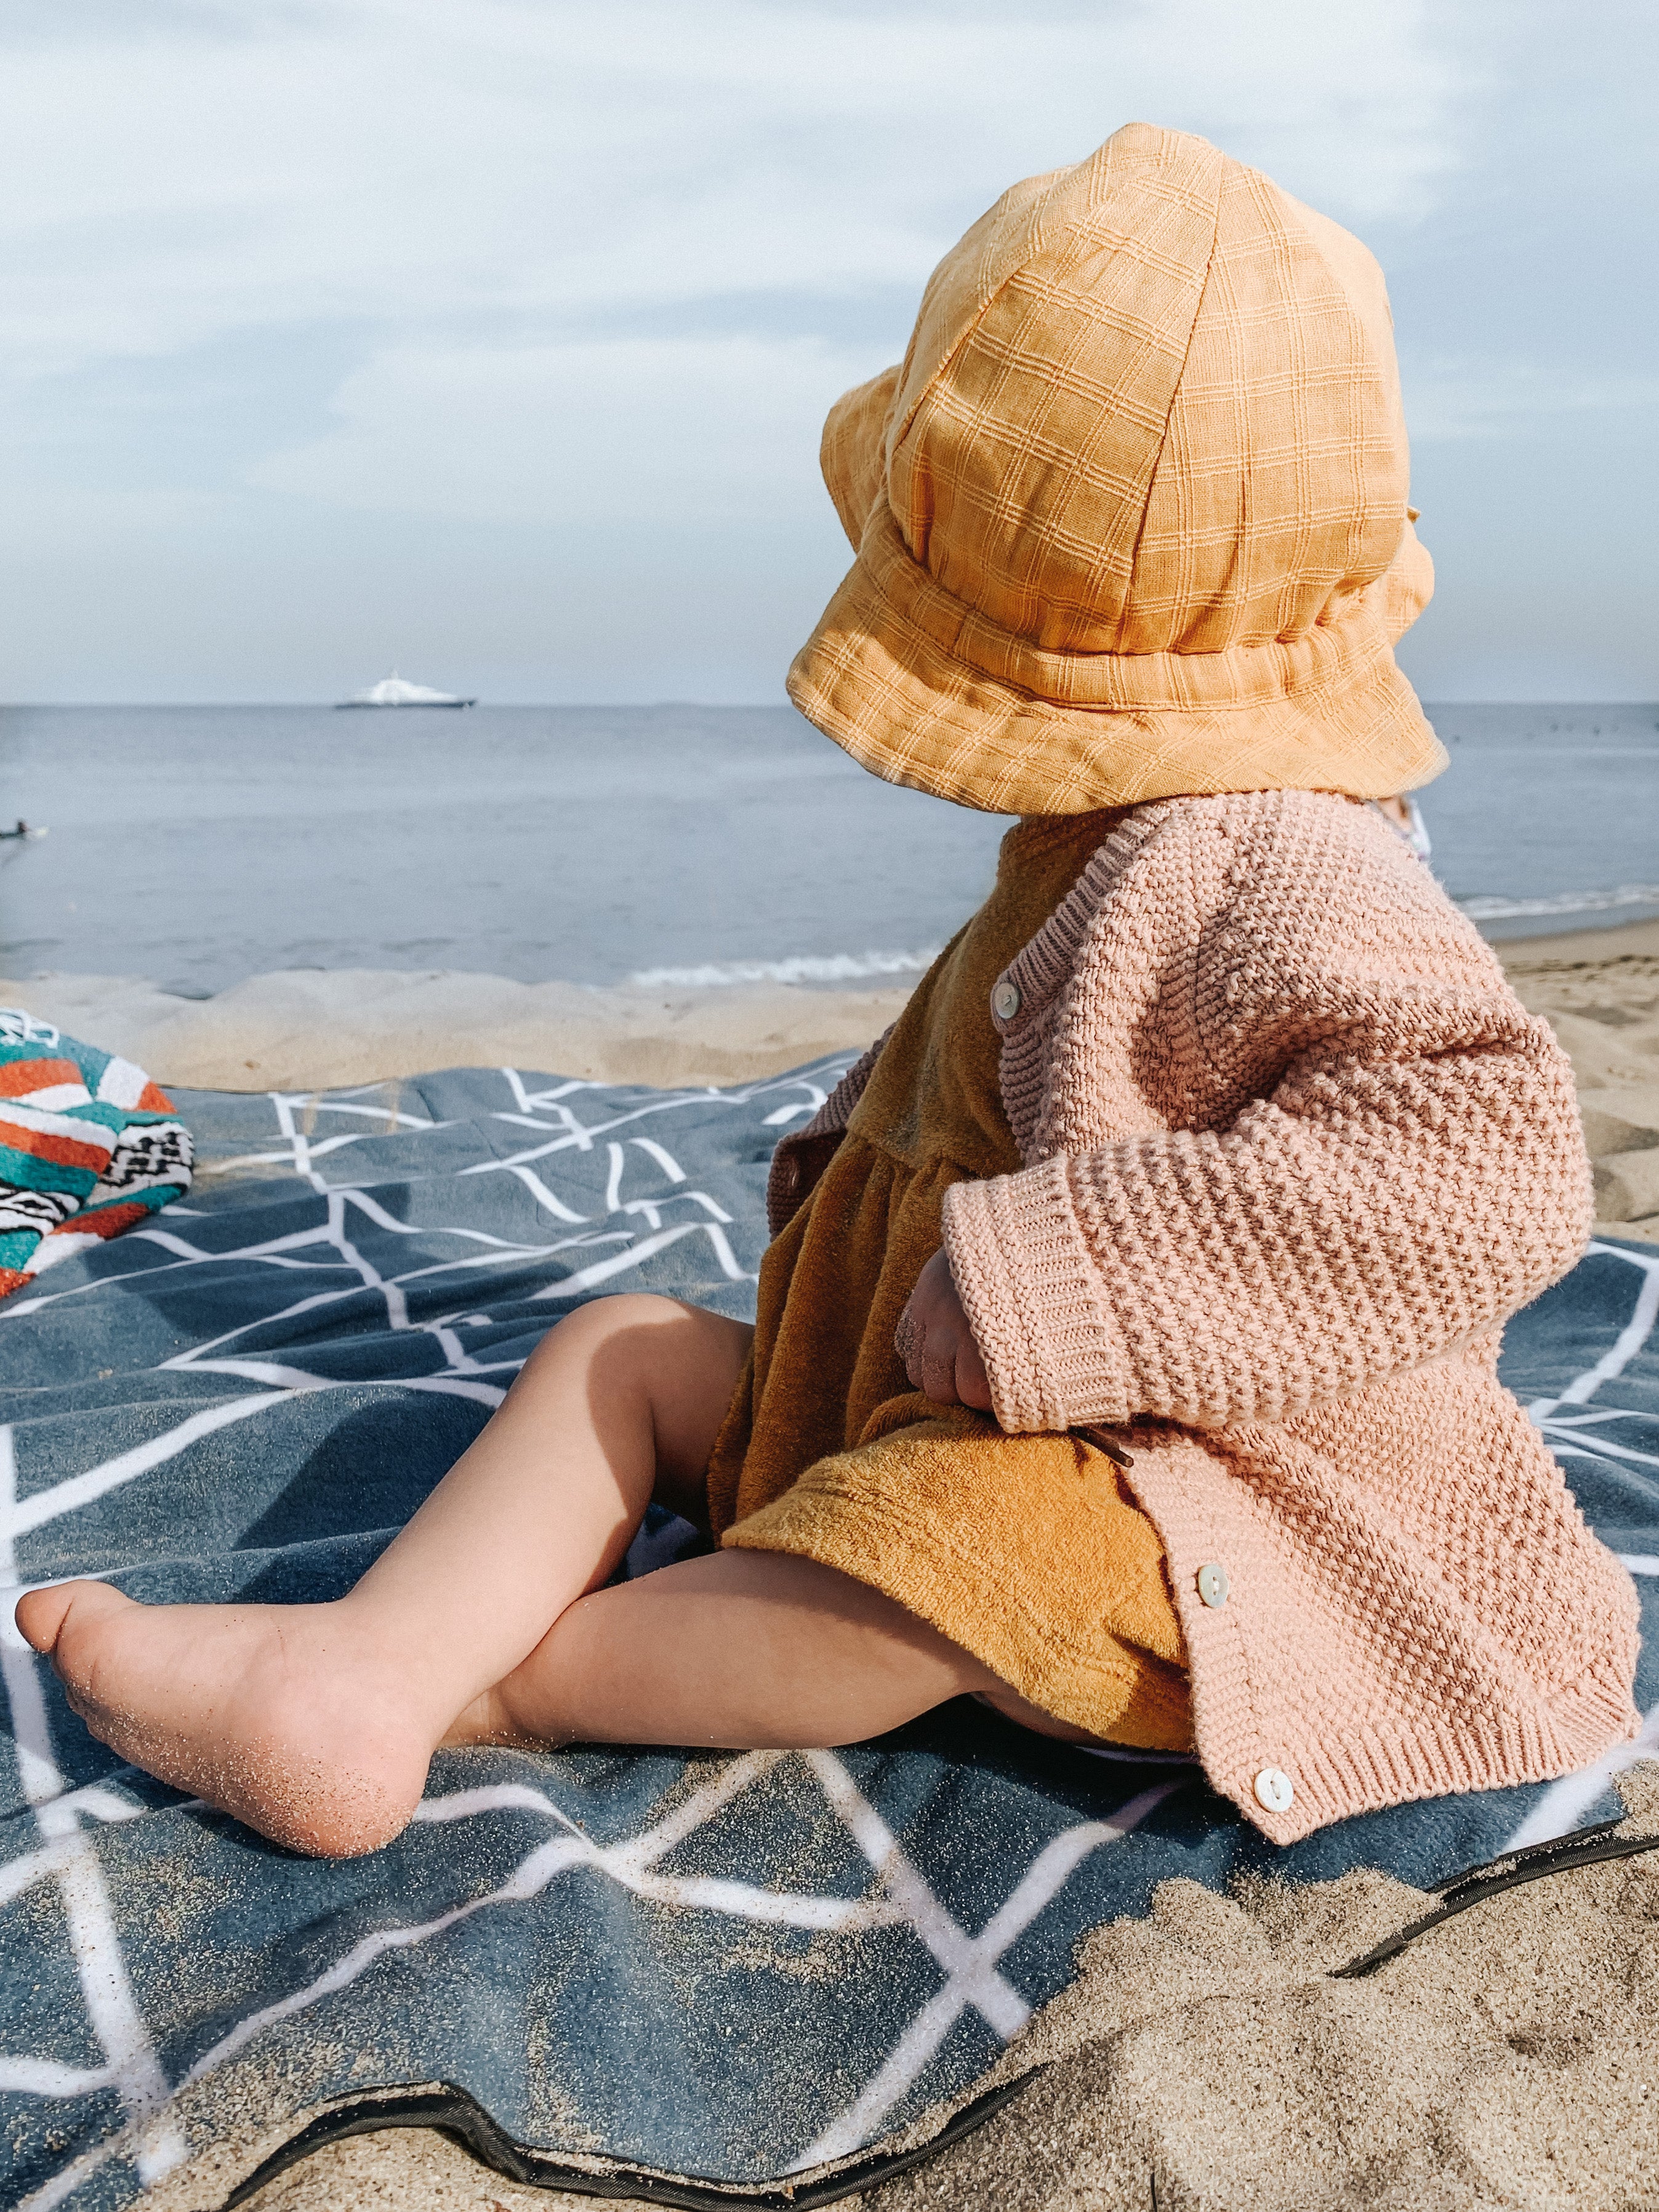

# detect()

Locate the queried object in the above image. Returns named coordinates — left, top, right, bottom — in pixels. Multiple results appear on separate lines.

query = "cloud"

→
left=4, top=0, right=1653, bottom=700
left=0, top=0, right=1464, bottom=390
left=246, top=334, right=875, bottom=525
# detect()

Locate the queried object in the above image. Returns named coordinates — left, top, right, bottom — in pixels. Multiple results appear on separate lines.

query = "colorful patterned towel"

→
left=0, top=1008, right=193, bottom=1299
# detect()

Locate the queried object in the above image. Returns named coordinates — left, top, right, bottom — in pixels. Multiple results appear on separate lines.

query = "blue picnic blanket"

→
left=2, top=1057, right=1655, bottom=2210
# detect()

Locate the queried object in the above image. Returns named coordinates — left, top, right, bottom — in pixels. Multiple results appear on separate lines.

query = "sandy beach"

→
left=7, top=914, right=1659, bottom=1237
left=8, top=2, right=1653, bottom=2202
left=1500, top=919, right=1659, bottom=1242
left=10, top=916, right=1658, bottom=2209
left=157, top=1764, right=1659, bottom=2212
left=0, top=963, right=918, bottom=1097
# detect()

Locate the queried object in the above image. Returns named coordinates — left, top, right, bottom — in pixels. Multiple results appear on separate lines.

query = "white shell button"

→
left=992, top=980, right=1022, bottom=1021
left=1253, top=1767, right=1295, bottom=1814
left=1196, top=1562, right=1229, bottom=1609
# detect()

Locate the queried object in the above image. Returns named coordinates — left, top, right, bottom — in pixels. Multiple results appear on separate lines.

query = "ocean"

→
left=1, top=702, right=1655, bottom=999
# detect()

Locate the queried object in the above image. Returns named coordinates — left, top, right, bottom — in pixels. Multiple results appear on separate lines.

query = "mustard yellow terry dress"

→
left=707, top=813, right=1193, bottom=1750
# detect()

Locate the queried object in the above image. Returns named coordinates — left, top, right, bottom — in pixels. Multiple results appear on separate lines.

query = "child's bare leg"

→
left=14, top=1295, right=750, bottom=1857
left=454, top=1548, right=1002, bottom=1752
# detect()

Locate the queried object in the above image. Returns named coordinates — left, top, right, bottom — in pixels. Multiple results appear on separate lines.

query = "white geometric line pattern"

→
left=0, top=1062, right=855, bottom=2204
left=1508, top=1239, right=1659, bottom=1851
left=1525, top=1237, right=1659, bottom=1486
left=1, top=1430, right=187, bottom=2208
left=0, top=1055, right=1177, bottom=2203
left=0, top=1063, right=836, bottom=1334
left=1, top=1723, right=1173, bottom=2210
left=794, top=1761, right=1180, bottom=2168
left=2, top=1068, right=1656, bottom=2209
left=1528, top=1241, right=1659, bottom=1423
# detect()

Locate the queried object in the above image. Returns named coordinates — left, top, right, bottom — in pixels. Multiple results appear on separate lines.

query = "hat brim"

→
left=789, top=513, right=1445, bottom=816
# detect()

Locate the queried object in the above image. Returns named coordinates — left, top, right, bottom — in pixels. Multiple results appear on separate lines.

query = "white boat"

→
left=337, top=672, right=476, bottom=709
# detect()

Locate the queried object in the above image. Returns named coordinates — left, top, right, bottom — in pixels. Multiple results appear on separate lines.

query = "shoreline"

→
left=6, top=915, right=1657, bottom=1089
left=6, top=917, right=1657, bottom=1241
left=0, top=965, right=918, bottom=1093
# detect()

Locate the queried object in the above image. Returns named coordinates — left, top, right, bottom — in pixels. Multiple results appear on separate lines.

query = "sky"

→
left=1, top=0, right=1654, bottom=705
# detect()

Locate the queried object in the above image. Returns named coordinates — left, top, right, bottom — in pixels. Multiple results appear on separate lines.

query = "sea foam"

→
left=628, top=949, right=940, bottom=989
left=1455, top=885, right=1659, bottom=922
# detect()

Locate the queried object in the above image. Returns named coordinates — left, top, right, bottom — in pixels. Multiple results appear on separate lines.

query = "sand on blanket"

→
left=17, top=918, right=1659, bottom=2210
left=179, top=1763, right=1658, bottom=2211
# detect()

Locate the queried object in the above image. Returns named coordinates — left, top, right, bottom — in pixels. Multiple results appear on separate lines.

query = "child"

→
left=19, top=124, right=1639, bottom=1856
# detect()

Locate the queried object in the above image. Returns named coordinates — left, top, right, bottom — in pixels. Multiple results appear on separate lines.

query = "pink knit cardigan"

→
left=768, top=790, right=1640, bottom=1841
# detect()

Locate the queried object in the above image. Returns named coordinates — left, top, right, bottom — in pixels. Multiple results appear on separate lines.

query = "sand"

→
left=8, top=915, right=1658, bottom=1237
left=193, top=1764, right=1659, bottom=2211
left=15, top=917, right=1659, bottom=2207
left=1500, top=919, right=1659, bottom=1244
left=874, top=1763, right=1659, bottom=2212
left=0, top=965, right=915, bottom=1093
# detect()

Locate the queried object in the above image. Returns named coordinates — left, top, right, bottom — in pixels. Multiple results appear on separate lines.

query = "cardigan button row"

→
left=991, top=979, right=1022, bottom=1021
left=1191, top=1558, right=1295, bottom=1816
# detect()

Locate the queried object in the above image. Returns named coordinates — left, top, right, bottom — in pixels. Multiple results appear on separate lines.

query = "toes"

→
left=13, top=1582, right=80, bottom=1655
left=15, top=1582, right=132, bottom=1699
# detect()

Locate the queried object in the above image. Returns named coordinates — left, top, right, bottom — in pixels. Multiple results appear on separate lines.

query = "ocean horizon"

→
left=2, top=701, right=1656, bottom=999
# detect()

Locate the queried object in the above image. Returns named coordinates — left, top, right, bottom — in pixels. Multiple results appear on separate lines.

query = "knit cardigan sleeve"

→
left=942, top=793, right=1594, bottom=1433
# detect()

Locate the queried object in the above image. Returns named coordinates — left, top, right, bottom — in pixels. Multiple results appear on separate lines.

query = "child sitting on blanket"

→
left=19, top=124, right=1639, bottom=1856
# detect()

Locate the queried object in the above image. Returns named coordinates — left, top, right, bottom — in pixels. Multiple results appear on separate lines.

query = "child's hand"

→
left=896, top=1249, right=994, bottom=1412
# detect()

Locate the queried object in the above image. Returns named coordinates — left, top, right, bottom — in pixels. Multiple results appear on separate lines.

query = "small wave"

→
left=1455, top=885, right=1659, bottom=922
left=630, top=887, right=1659, bottom=987
left=629, top=949, right=940, bottom=989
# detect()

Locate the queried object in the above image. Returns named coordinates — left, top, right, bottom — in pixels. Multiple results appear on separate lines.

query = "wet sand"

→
left=7, top=917, right=1658, bottom=1236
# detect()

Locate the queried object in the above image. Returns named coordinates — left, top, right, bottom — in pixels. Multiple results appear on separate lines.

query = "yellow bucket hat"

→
left=788, top=123, right=1444, bottom=813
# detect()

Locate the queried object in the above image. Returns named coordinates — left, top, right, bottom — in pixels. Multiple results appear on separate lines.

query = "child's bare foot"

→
left=15, top=1582, right=440, bottom=1857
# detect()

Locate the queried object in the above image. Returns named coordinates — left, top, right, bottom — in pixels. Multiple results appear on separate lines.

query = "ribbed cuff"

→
left=943, top=1157, right=1135, bottom=1432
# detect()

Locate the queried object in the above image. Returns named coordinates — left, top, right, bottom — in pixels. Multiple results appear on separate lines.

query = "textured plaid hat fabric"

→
left=789, top=123, right=1445, bottom=813
left=0, top=1008, right=193, bottom=1299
